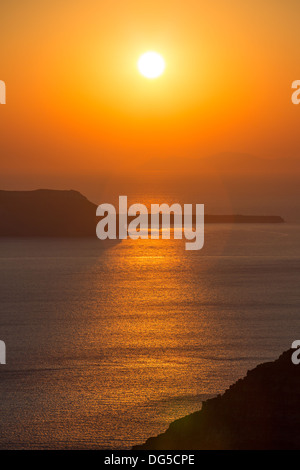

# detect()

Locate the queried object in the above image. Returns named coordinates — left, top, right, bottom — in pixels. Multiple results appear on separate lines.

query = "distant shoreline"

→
left=0, top=189, right=284, bottom=237
left=122, top=214, right=285, bottom=225
left=204, top=214, right=284, bottom=223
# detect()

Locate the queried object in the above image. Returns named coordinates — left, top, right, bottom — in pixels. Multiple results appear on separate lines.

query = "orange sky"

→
left=1, top=0, right=300, bottom=181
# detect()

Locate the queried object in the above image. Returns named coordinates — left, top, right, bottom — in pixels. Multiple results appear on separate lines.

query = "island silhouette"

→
left=0, top=189, right=284, bottom=237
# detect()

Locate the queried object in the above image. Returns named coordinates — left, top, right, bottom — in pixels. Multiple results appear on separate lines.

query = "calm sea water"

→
left=0, top=224, right=300, bottom=449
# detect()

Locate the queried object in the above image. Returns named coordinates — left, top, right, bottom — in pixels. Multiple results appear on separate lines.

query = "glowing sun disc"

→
left=138, top=51, right=165, bottom=79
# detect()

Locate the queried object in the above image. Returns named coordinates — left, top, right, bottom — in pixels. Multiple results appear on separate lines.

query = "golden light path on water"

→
left=72, top=233, right=231, bottom=447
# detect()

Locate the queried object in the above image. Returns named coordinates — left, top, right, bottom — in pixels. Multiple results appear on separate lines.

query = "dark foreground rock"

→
left=134, top=350, right=300, bottom=450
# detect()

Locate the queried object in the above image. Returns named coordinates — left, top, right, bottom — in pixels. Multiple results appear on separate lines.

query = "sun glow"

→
left=137, top=51, right=165, bottom=79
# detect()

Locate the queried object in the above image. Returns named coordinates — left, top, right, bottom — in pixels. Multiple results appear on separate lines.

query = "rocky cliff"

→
left=134, top=349, right=300, bottom=450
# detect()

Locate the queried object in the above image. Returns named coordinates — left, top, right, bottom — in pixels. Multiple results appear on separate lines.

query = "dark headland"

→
left=133, top=349, right=300, bottom=450
left=0, top=189, right=284, bottom=237
left=0, top=189, right=97, bottom=237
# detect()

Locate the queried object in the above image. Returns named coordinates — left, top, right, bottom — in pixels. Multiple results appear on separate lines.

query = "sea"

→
left=0, top=223, right=299, bottom=448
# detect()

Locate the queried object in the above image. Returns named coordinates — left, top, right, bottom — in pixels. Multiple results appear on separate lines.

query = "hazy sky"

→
left=1, top=0, right=300, bottom=183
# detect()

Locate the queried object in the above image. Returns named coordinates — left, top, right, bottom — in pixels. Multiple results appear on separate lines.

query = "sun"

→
left=137, top=51, right=166, bottom=79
